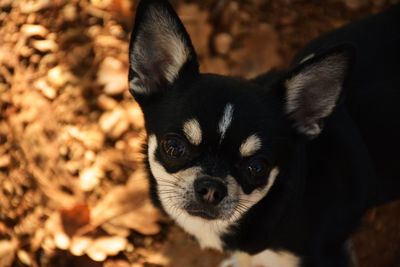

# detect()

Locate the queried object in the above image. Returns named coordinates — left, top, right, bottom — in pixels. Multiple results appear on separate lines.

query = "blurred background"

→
left=0, top=0, right=399, bottom=266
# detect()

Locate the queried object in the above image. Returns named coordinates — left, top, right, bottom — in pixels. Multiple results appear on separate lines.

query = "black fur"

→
left=128, top=1, right=400, bottom=266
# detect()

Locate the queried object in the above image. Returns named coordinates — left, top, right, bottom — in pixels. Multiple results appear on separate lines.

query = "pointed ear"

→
left=284, top=46, right=353, bottom=138
left=128, top=0, right=199, bottom=100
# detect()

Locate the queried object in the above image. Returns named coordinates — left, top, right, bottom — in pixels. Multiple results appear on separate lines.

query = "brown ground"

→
left=0, top=0, right=399, bottom=266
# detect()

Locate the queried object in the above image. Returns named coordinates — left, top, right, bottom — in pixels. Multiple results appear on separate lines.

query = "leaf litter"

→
left=0, top=0, right=399, bottom=267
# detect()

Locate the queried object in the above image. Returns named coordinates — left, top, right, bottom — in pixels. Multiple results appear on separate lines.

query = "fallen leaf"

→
left=31, top=39, right=58, bottom=52
left=229, top=23, right=282, bottom=78
left=104, top=259, right=133, bottom=267
left=17, top=250, right=31, bottom=266
left=126, top=103, right=144, bottom=130
left=201, top=57, right=229, bottom=75
left=21, top=24, right=49, bottom=38
left=106, top=201, right=160, bottom=235
left=214, top=33, right=233, bottom=55
left=86, top=247, right=107, bottom=262
left=47, top=66, right=71, bottom=88
left=34, top=78, right=57, bottom=99
left=178, top=4, right=212, bottom=57
left=19, top=0, right=52, bottom=13
left=98, top=57, right=128, bottom=96
left=99, top=107, right=130, bottom=139
left=44, top=212, right=70, bottom=251
left=97, top=94, right=118, bottom=110
left=90, top=0, right=112, bottom=9
left=67, top=126, right=105, bottom=151
left=0, top=238, right=17, bottom=267
left=136, top=248, right=169, bottom=266
left=89, top=236, right=127, bottom=256
left=101, top=222, right=130, bottom=237
left=79, top=166, right=103, bottom=191
left=70, top=236, right=92, bottom=256
left=0, top=154, right=11, bottom=168
left=54, top=232, right=70, bottom=250
left=91, top=170, right=160, bottom=235
left=60, top=204, right=91, bottom=235
left=62, top=4, right=78, bottom=21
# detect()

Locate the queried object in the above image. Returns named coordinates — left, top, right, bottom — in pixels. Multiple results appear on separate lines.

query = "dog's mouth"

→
left=185, top=203, right=220, bottom=220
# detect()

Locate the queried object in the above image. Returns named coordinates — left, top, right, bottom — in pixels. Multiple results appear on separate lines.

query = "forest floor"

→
left=0, top=0, right=399, bottom=266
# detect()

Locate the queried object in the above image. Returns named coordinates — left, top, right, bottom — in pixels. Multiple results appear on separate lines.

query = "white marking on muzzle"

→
left=147, top=134, right=228, bottom=250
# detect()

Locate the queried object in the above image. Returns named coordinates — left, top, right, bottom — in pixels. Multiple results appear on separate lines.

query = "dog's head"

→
left=128, top=0, right=350, bottom=247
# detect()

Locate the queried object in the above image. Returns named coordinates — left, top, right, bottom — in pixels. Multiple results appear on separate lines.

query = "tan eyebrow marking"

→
left=183, top=118, right=202, bottom=145
left=240, top=134, right=262, bottom=157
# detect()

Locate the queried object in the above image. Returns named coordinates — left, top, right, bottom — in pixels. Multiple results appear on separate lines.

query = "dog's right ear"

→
left=128, top=0, right=199, bottom=102
left=283, top=45, right=353, bottom=139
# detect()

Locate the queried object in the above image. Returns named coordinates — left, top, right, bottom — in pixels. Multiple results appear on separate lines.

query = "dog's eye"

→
left=247, top=158, right=270, bottom=177
left=161, top=135, right=187, bottom=159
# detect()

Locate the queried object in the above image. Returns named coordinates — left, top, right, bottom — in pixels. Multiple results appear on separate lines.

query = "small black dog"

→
left=128, top=1, right=400, bottom=266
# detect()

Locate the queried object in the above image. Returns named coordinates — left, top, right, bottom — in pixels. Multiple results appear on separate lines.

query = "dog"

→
left=127, top=1, right=400, bottom=266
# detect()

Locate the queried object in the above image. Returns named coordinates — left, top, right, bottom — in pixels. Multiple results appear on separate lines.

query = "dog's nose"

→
left=194, top=178, right=227, bottom=206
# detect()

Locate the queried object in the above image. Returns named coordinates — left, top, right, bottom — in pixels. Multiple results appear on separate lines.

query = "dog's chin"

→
left=185, top=203, right=221, bottom=220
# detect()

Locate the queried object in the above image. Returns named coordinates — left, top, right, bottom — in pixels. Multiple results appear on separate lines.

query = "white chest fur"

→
left=175, top=214, right=230, bottom=251
left=220, top=250, right=300, bottom=267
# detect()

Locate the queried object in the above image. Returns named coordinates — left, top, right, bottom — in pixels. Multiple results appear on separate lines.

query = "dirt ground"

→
left=0, top=0, right=400, bottom=266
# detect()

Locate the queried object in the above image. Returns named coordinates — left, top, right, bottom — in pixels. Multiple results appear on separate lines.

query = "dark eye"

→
left=247, top=158, right=270, bottom=177
left=161, top=135, right=187, bottom=159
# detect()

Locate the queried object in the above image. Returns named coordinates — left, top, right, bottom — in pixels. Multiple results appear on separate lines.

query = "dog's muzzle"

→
left=185, top=177, right=227, bottom=220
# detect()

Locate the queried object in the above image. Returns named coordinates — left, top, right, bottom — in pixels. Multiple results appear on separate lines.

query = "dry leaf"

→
left=90, top=236, right=127, bottom=256
left=70, top=236, right=92, bottom=256
left=86, top=247, right=107, bottom=262
left=90, top=0, right=112, bottom=9
left=201, top=57, right=229, bottom=75
left=104, top=259, right=133, bottom=267
left=19, top=0, right=52, bottom=13
left=0, top=238, right=17, bottom=267
left=136, top=248, right=170, bottom=266
left=54, top=232, right=70, bottom=250
left=62, top=4, right=78, bottom=21
left=60, top=204, right=91, bottom=236
left=109, top=0, right=134, bottom=27
left=31, top=39, right=58, bottom=52
left=126, top=103, right=144, bottom=130
left=34, top=78, right=57, bottom=99
left=106, top=201, right=160, bottom=235
left=47, top=66, right=71, bottom=88
left=98, top=57, right=128, bottom=96
left=85, top=235, right=127, bottom=262
left=178, top=4, right=212, bottom=57
left=0, top=154, right=11, bottom=168
left=17, top=250, right=32, bottom=266
left=97, top=94, right=118, bottom=110
left=79, top=166, right=103, bottom=191
left=214, top=33, right=233, bottom=55
left=91, top=170, right=160, bottom=235
left=44, top=212, right=70, bottom=250
left=99, top=107, right=129, bottom=139
left=67, top=126, right=105, bottom=151
left=229, top=24, right=282, bottom=78
left=101, top=222, right=130, bottom=237
left=21, top=24, right=49, bottom=38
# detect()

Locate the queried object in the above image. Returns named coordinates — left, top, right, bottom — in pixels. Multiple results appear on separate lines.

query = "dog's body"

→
left=128, top=1, right=400, bottom=266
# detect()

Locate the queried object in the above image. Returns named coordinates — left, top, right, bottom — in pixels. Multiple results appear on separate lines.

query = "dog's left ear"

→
left=284, top=46, right=353, bottom=138
left=128, top=0, right=199, bottom=101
